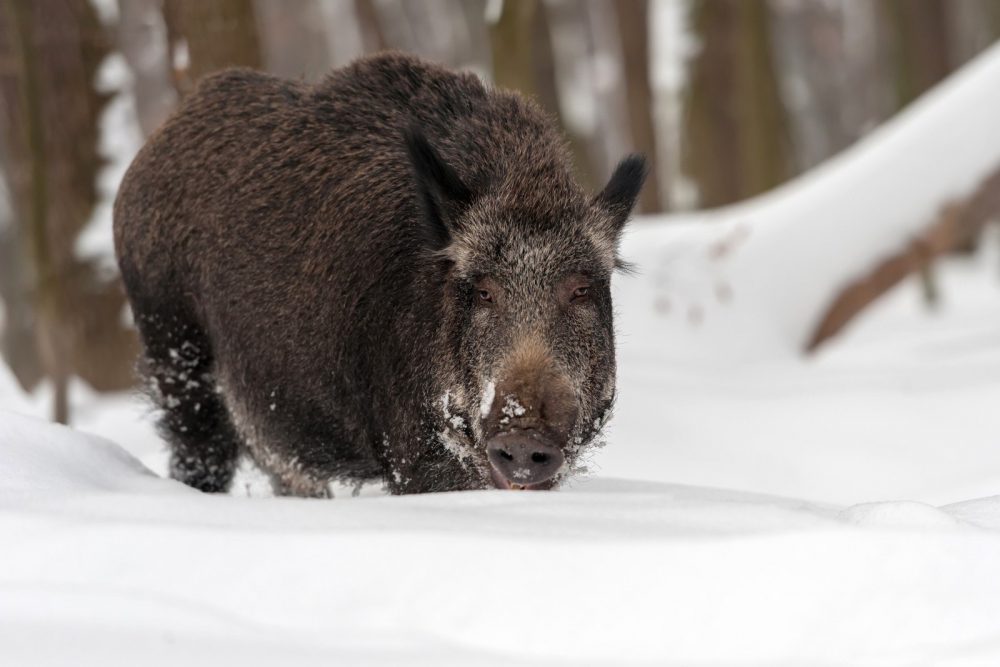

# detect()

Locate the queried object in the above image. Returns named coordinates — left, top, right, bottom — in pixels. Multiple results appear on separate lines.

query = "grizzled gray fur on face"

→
left=113, top=53, right=645, bottom=496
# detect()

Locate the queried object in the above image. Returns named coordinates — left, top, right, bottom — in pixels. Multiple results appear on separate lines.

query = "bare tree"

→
left=682, top=0, right=792, bottom=208
left=116, top=0, right=177, bottom=136
left=0, top=0, right=138, bottom=422
left=354, top=0, right=388, bottom=53
left=255, top=0, right=333, bottom=83
left=615, top=0, right=661, bottom=213
left=490, top=0, right=596, bottom=190
left=0, top=160, right=42, bottom=389
left=490, top=0, right=538, bottom=94
left=769, top=0, right=895, bottom=172
left=946, top=0, right=1000, bottom=67
left=347, top=0, right=488, bottom=72
left=808, top=166, right=1000, bottom=351
left=451, top=0, right=493, bottom=72
left=163, top=0, right=262, bottom=94
left=880, top=0, right=951, bottom=109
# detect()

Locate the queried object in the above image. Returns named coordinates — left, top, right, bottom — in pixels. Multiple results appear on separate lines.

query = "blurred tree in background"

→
left=682, top=0, right=792, bottom=207
left=163, top=0, right=262, bottom=95
left=0, top=0, right=998, bottom=421
left=616, top=0, right=662, bottom=213
left=0, top=0, right=138, bottom=422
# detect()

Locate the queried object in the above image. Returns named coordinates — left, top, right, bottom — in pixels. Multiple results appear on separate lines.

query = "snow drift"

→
left=617, top=40, right=1000, bottom=363
left=2, top=410, right=1000, bottom=666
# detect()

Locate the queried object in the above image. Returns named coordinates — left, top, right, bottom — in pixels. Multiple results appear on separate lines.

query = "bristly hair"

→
left=614, top=256, right=638, bottom=274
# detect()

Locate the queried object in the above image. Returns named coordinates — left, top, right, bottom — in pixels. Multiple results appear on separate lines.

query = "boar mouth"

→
left=485, top=430, right=564, bottom=491
left=489, top=464, right=557, bottom=491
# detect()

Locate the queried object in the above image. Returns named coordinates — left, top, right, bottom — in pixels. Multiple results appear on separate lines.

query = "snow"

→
left=604, top=233, right=1000, bottom=506
left=3, top=33, right=1000, bottom=667
left=501, top=394, right=526, bottom=418
left=479, top=379, right=496, bottom=417
left=623, top=39, right=1000, bottom=361
left=2, top=407, right=1000, bottom=665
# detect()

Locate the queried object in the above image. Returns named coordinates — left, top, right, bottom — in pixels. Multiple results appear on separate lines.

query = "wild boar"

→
left=113, top=53, right=645, bottom=496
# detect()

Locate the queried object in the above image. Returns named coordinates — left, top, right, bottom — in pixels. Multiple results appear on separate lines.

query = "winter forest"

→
left=2, top=1, right=1000, bottom=665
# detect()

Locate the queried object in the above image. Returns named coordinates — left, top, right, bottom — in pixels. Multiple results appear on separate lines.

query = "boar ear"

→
left=593, top=154, right=647, bottom=237
left=404, top=125, right=473, bottom=249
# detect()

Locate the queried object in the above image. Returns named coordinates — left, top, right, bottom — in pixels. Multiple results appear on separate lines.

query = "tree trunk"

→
left=768, top=1, right=896, bottom=172
left=256, top=0, right=332, bottom=83
left=354, top=0, right=388, bottom=53
left=490, top=0, right=593, bottom=191
left=0, top=166, right=43, bottom=389
left=682, top=0, right=792, bottom=208
left=116, top=0, right=176, bottom=136
left=945, top=0, right=1000, bottom=68
left=163, top=0, right=261, bottom=95
left=615, top=0, right=661, bottom=214
left=880, top=0, right=951, bottom=108
left=0, top=0, right=113, bottom=422
left=490, top=0, right=538, bottom=96
left=453, top=0, right=492, bottom=72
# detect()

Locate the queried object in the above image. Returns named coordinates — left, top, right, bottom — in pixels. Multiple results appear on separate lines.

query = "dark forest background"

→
left=1, top=0, right=999, bottom=423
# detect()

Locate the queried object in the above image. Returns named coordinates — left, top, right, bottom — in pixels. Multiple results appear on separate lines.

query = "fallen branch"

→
left=806, top=165, right=1000, bottom=352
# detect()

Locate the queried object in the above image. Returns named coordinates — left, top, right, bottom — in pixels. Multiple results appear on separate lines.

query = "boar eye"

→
left=570, top=285, right=592, bottom=303
left=473, top=277, right=499, bottom=306
left=562, top=275, right=593, bottom=306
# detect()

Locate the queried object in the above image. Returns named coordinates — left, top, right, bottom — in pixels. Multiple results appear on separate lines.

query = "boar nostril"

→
left=486, top=433, right=564, bottom=488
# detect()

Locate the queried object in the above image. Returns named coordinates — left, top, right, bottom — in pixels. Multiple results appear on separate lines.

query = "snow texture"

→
left=1, top=408, right=1000, bottom=665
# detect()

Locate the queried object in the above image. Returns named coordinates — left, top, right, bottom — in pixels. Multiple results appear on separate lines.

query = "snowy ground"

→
left=4, top=39, right=1000, bottom=667
left=606, top=233, right=1000, bottom=507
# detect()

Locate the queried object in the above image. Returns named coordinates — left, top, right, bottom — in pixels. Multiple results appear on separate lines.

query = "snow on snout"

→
left=440, top=391, right=467, bottom=430
left=479, top=380, right=496, bottom=418
left=502, top=395, right=526, bottom=418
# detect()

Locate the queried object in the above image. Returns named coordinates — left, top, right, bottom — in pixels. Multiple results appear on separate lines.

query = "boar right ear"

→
left=404, top=125, right=472, bottom=249
left=593, top=154, right=647, bottom=238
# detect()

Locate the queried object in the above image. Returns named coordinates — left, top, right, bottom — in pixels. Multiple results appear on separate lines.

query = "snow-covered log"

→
left=807, top=164, right=1000, bottom=350
left=617, top=41, right=1000, bottom=363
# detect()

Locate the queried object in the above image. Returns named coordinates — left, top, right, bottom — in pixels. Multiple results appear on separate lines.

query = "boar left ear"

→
left=593, top=154, right=647, bottom=237
left=404, top=125, right=473, bottom=249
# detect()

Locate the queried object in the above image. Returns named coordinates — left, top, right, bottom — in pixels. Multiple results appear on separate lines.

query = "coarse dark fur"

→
left=113, top=53, right=645, bottom=496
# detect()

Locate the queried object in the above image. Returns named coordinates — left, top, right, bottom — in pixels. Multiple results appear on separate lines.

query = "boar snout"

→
left=486, top=431, right=564, bottom=490
left=481, top=336, right=578, bottom=489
